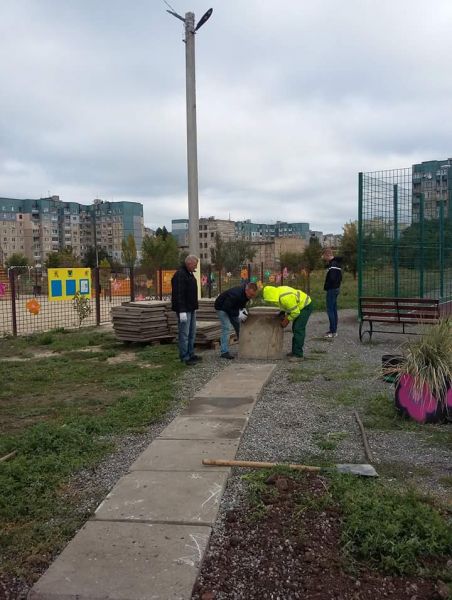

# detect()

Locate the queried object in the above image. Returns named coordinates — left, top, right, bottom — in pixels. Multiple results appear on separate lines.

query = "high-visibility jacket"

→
left=263, top=285, right=311, bottom=322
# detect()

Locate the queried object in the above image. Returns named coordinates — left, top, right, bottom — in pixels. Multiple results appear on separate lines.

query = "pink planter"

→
left=395, top=374, right=451, bottom=424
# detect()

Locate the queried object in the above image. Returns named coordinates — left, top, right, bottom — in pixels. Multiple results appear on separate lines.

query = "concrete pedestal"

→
left=238, top=307, right=284, bottom=360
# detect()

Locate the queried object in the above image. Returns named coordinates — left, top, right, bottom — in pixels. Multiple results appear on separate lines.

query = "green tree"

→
left=121, top=234, right=137, bottom=270
left=340, top=221, right=358, bottom=279
left=5, top=253, right=29, bottom=272
left=82, top=246, right=111, bottom=268
left=301, top=236, right=323, bottom=293
left=210, top=235, right=256, bottom=272
left=45, top=247, right=81, bottom=269
left=279, top=252, right=304, bottom=273
left=141, top=231, right=179, bottom=273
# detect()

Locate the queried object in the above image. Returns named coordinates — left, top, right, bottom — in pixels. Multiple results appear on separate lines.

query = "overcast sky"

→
left=1, top=0, right=452, bottom=233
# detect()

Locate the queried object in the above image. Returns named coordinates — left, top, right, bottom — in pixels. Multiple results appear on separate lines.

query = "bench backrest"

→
left=359, top=297, right=440, bottom=323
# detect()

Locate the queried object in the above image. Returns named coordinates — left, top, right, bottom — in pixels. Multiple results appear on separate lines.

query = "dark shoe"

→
left=184, top=358, right=198, bottom=366
left=220, top=352, right=234, bottom=360
left=190, top=354, right=203, bottom=361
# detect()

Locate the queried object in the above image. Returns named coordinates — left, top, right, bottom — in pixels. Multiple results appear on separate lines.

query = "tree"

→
left=279, top=252, right=304, bottom=273
left=210, top=235, right=256, bottom=272
left=121, top=234, right=137, bottom=269
left=5, top=253, right=29, bottom=268
left=141, top=231, right=179, bottom=273
left=301, top=236, right=323, bottom=293
left=339, top=221, right=358, bottom=279
left=45, top=247, right=81, bottom=269
left=82, top=246, right=111, bottom=268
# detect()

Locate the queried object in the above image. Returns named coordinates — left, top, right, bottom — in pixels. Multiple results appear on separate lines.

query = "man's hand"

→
left=179, top=312, right=188, bottom=323
left=280, top=316, right=289, bottom=328
left=238, top=309, right=248, bottom=323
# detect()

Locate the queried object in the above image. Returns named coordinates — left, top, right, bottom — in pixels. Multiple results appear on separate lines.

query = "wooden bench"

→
left=359, top=297, right=441, bottom=342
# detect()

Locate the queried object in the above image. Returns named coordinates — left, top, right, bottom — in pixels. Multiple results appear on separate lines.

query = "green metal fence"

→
left=358, top=167, right=452, bottom=308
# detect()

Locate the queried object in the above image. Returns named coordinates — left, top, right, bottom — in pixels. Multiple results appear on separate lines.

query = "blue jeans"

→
left=326, top=288, right=340, bottom=334
left=216, top=310, right=240, bottom=354
left=177, top=311, right=196, bottom=362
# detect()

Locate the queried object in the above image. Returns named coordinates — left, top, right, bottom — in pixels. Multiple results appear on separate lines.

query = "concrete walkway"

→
left=29, top=363, right=276, bottom=600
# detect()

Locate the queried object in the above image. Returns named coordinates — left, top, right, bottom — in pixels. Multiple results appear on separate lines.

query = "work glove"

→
left=179, top=312, right=188, bottom=323
left=238, top=309, right=248, bottom=323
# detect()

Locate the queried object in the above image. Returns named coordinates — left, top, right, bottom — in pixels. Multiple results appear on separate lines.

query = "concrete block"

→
left=94, top=470, right=229, bottom=525
left=29, top=521, right=211, bottom=600
left=159, top=416, right=247, bottom=440
left=193, top=363, right=277, bottom=401
left=129, top=439, right=239, bottom=471
left=238, top=308, right=284, bottom=359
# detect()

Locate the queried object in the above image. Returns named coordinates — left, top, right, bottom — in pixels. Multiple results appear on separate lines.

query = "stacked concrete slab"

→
left=111, top=301, right=173, bottom=343
left=29, top=362, right=276, bottom=600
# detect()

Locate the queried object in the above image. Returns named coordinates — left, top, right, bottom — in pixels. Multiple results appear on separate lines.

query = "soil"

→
left=192, top=473, right=448, bottom=600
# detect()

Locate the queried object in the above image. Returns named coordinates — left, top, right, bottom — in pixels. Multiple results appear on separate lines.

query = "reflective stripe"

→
left=328, top=266, right=342, bottom=270
left=278, top=290, right=300, bottom=312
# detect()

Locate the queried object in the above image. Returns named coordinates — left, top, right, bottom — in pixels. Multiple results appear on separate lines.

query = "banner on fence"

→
left=48, top=268, right=91, bottom=301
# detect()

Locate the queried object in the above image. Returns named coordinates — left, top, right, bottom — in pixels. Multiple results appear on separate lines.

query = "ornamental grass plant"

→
left=397, top=319, right=452, bottom=403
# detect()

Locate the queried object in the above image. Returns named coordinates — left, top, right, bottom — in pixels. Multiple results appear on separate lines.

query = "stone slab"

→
left=193, top=363, right=277, bottom=401
left=129, top=439, right=239, bottom=471
left=183, top=395, right=255, bottom=417
left=94, top=470, right=228, bottom=525
left=29, top=520, right=210, bottom=600
left=239, top=311, right=284, bottom=359
left=159, top=416, right=247, bottom=440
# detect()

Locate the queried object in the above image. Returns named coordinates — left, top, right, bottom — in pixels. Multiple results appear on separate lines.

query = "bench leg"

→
left=359, top=320, right=372, bottom=343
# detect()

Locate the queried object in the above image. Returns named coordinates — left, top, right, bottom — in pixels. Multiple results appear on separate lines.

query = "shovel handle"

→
left=202, top=458, right=321, bottom=472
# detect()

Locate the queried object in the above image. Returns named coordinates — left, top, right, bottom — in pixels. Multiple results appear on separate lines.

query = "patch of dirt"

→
left=192, top=473, right=446, bottom=600
left=106, top=352, right=136, bottom=364
left=1, top=350, right=56, bottom=362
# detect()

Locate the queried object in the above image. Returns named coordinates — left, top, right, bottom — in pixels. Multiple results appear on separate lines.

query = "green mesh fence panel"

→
left=358, top=167, right=452, bottom=307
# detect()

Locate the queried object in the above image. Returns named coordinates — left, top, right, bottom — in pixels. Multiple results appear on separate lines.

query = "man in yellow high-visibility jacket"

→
left=263, top=285, right=313, bottom=360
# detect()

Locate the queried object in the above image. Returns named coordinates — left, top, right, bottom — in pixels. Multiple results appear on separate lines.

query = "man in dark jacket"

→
left=214, top=282, right=258, bottom=359
left=322, top=248, right=343, bottom=339
left=171, top=255, right=200, bottom=365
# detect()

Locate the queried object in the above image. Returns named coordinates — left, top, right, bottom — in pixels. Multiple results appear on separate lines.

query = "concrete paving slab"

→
left=183, top=395, right=255, bottom=417
left=159, top=416, right=247, bottom=440
left=94, top=470, right=228, bottom=525
left=29, top=520, right=210, bottom=600
left=193, top=363, right=276, bottom=401
left=129, top=439, right=239, bottom=471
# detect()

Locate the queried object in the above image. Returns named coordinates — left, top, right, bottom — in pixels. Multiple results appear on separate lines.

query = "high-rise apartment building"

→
left=412, top=159, right=452, bottom=221
left=235, top=220, right=310, bottom=241
left=171, top=217, right=236, bottom=263
left=0, top=196, right=144, bottom=266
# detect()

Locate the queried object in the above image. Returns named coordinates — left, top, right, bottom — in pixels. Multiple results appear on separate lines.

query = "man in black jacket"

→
left=214, top=282, right=258, bottom=359
left=171, top=255, right=200, bottom=365
left=322, top=248, right=343, bottom=339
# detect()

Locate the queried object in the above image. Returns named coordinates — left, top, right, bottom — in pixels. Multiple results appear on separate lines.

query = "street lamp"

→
left=167, top=7, right=213, bottom=295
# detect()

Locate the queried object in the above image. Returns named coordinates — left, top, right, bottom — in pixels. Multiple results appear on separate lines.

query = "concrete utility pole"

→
left=167, top=7, right=212, bottom=296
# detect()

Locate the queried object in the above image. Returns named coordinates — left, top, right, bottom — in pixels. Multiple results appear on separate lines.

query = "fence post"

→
left=280, top=264, right=284, bottom=286
left=9, top=269, right=17, bottom=336
left=439, top=199, right=444, bottom=300
left=158, top=269, right=163, bottom=301
left=247, top=263, right=251, bottom=282
left=130, top=268, right=135, bottom=302
left=358, top=172, right=363, bottom=310
left=218, top=269, right=222, bottom=293
left=419, top=193, right=424, bottom=298
left=260, top=262, right=264, bottom=283
left=393, top=184, right=399, bottom=297
left=207, top=264, right=212, bottom=298
left=94, top=267, right=101, bottom=325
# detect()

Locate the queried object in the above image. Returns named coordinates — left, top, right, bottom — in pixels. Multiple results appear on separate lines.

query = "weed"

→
left=329, top=473, right=452, bottom=575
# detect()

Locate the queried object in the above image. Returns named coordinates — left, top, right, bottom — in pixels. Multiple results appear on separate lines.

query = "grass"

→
left=0, top=328, right=184, bottom=581
left=242, top=468, right=452, bottom=578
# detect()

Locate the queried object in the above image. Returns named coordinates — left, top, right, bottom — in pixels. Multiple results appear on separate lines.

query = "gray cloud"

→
left=1, top=0, right=452, bottom=233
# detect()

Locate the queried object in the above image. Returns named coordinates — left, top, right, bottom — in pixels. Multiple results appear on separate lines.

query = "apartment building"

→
left=171, top=217, right=236, bottom=263
left=0, top=196, right=144, bottom=266
left=412, top=158, right=452, bottom=221
left=235, top=220, right=310, bottom=241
